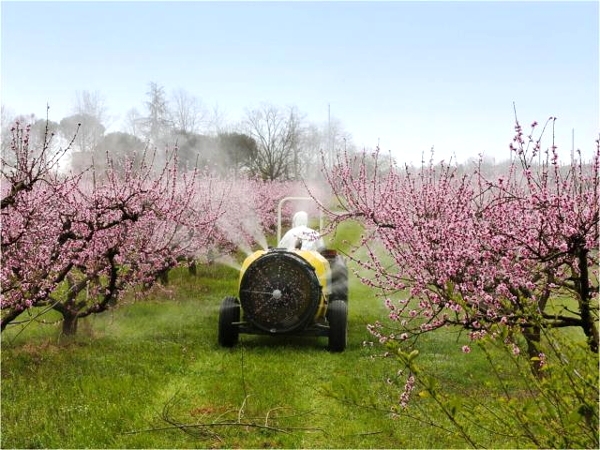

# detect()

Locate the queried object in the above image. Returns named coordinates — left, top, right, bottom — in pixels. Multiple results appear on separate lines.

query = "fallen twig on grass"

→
left=121, top=390, right=328, bottom=440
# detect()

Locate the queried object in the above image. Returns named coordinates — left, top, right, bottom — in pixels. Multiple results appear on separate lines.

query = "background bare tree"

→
left=142, top=82, right=172, bottom=148
left=63, top=90, right=108, bottom=156
left=124, top=107, right=144, bottom=140
left=208, top=103, right=227, bottom=135
left=170, top=88, right=209, bottom=135
left=299, top=117, right=355, bottom=179
left=73, top=90, right=108, bottom=125
left=243, top=103, right=303, bottom=181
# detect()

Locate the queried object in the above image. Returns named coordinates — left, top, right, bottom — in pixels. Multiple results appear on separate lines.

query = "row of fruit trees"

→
left=1, top=120, right=318, bottom=335
left=318, top=116, right=599, bottom=447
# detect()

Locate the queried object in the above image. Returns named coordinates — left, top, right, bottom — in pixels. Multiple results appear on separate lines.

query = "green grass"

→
left=2, top=265, right=415, bottom=449
left=1, top=221, right=594, bottom=448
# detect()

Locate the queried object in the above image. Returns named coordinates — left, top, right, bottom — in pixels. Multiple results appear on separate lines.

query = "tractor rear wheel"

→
left=218, top=296, right=240, bottom=347
left=330, top=255, right=348, bottom=303
left=327, top=300, right=348, bottom=352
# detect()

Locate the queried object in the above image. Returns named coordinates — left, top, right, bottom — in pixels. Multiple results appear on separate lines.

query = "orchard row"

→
left=2, top=117, right=598, bottom=354
left=1, top=121, right=325, bottom=334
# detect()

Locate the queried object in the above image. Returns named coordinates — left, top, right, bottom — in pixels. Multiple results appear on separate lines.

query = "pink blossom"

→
left=399, top=375, right=415, bottom=409
left=321, top=114, right=598, bottom=367
left=538, top=352, right=546, bottom=368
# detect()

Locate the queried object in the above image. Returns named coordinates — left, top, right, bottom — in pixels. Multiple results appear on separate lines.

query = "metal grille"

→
left=239, top=250, right=321, bottom=333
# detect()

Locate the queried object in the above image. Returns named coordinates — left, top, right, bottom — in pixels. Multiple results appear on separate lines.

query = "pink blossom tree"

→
left=318, top=116, right=598, bottom=448
left=321, top=117, right=599, bottom=358
left=1, top=121, right=222, bottom=334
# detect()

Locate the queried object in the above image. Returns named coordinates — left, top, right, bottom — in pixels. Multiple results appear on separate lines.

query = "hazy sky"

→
left=1, top=1, right=598, bottom=164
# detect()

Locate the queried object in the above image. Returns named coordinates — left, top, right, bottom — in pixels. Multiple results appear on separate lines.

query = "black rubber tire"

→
left=218, top=296, right=240, bottom=347
left=330, top=256, right=348, bottom=303
left=327, top=300, right=348, bottom=352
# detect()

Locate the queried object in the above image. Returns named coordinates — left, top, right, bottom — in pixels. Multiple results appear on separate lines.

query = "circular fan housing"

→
left=239, top=249, right=322, bottom=333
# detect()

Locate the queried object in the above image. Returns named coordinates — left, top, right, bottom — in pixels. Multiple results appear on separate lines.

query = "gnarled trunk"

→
left=576, top=246, right=599, bottom=353
left=523, top=325, right=543, bottom=377
left=61, top=311, right=79, bottom=336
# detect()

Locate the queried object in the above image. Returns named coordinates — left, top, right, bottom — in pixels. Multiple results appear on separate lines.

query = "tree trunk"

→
left=188, top=260, right=197, bottom=276
left=576, top=246, right=599, bottom=353
left=523, top=325, right=543, bottom=377
left=158, top=268, right=169, bottom=285
left=61, top=312, right=78, bottom=336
